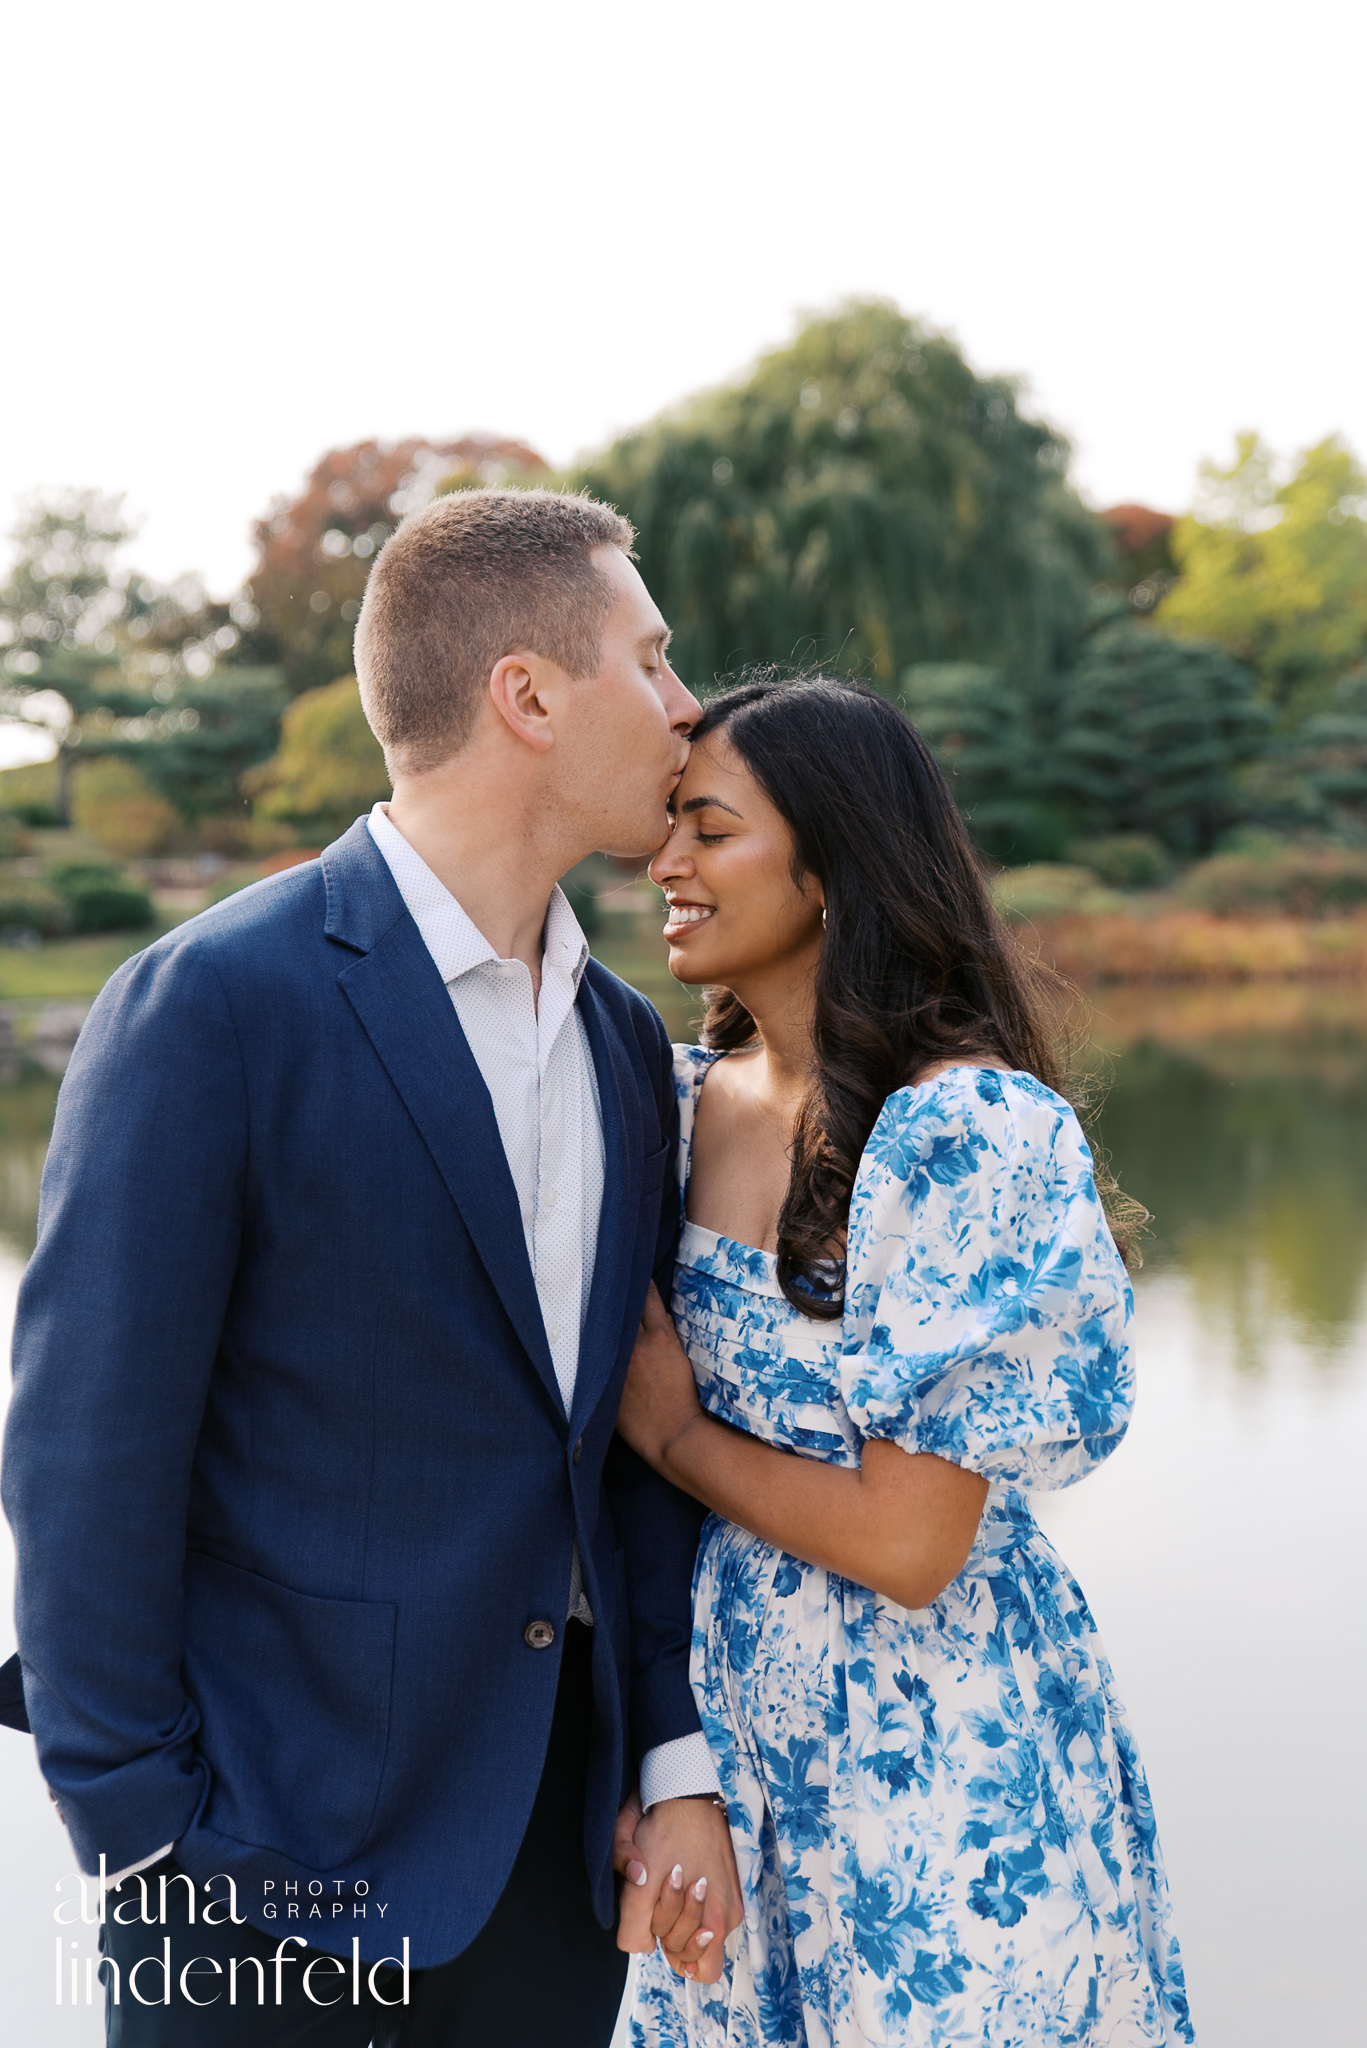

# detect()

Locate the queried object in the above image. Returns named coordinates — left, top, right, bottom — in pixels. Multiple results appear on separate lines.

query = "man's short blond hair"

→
left=354, top=487, right=636, bottom=773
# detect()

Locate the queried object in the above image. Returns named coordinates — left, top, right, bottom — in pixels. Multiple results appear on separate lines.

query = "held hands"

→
left=614, top=1789, right=743, bottom=1984
left=616, top=1282, right=705, bottom=1474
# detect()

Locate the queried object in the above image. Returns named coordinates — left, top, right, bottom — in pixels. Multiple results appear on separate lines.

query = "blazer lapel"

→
left=573, top=974, right=643, bottom=1425
left=320, top=824, right=561, bottom=1421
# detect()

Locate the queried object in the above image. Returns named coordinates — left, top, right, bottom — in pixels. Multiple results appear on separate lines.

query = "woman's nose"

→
left=648, top=834, right=690, bottom=886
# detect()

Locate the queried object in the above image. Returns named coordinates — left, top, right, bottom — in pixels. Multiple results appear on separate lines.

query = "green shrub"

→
left=0, top=814, right=29, bottom=858
left=0, top=759, right=60, bottom=827
left=991, top=864, right=1124, bottom=922
left=1069, top=834, right=1170, bottom=890
left=46, top=862, right=155, bottom=934
left=70, top=756, right=177, bottom=857
left=0, top=879, right=72, bottom=938
left=1179, top=847, right=1367, bottom=917
left=65, top=882, right=155, bottom=933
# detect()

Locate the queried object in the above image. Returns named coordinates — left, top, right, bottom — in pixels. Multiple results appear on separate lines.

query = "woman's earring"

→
left=821, top=907, right=827, bottom=929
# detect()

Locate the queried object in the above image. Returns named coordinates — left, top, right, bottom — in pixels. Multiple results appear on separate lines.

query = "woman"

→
left=616, top=678, right=1194, bottom=2047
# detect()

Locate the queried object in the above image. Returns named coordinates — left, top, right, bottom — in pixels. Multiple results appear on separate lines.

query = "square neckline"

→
left=680, top=1047, right=1005, bottom=1270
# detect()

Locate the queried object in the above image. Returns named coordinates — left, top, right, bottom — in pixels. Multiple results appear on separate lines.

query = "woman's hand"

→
left=616, top=1281, right=705, bottom=1473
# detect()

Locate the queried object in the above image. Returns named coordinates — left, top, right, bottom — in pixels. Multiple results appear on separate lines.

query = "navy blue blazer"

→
left=1, top=820, right=706, bottom=1967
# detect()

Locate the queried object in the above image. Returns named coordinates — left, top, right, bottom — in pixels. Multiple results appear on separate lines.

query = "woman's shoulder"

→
left=671, top=1040, right=720, bottom=1105
left=863, top=1064, right=1087, bottom=1187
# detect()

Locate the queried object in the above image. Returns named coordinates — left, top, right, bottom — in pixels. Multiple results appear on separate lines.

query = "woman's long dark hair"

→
left=690, top=675, right=1140, bottom=1316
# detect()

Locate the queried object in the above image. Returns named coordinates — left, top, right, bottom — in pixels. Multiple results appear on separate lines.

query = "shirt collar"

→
left=367, top=802, right=590, bottom=991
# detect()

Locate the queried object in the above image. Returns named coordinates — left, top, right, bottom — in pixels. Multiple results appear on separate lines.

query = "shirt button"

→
left=524, top=1619, right=556, bottom=1651
left=546, top=1324, right=561, bottom=1346
left=573, top=1437, right=584, bottom=1466
left=542, top=1188, right=558, bottom=1211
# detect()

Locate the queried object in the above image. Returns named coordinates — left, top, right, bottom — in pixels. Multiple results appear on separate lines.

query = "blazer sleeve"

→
left=603, top=1003, right=706, bottom=1764
left=1, top=936, right=249, bottom=1874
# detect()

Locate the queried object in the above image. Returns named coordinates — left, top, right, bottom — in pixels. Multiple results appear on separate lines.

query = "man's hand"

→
left=614, top=1793, right=742, bottom=1984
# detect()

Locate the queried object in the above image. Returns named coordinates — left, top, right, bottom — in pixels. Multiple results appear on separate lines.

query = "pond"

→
left=1, top=980, right=1363, bottom=2046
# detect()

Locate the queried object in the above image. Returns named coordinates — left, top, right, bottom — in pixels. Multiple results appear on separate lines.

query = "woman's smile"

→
left=662, top=898, right=717, bottom=938
left=649, top=733, right=825, bottom=990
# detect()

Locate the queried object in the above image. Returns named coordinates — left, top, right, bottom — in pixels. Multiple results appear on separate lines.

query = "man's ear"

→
left=487, top=651, right=557, bottom=753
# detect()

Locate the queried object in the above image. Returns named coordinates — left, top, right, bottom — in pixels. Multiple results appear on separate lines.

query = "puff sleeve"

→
left=836, top=1067, right=1134, bottom=1491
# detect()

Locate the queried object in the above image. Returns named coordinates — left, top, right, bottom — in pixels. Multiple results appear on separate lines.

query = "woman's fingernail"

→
left=692, top=1877, right=707, bottom=1902
left=684, top=1964, right=696, bottom=1980
left=626, top=1860, right=648, bottom=1887
left=670, top=1863, right=684, bottom=1889
left=696, top=1929, right=715, bottom=1948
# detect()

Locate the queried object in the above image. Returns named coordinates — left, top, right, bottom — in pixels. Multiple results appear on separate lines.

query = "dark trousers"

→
left=100, top=1622, right=627, bottom=2046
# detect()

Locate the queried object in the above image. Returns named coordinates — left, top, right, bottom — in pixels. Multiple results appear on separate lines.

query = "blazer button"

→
left=524, top=1619, right=556, bottom=1650
left=573, top=1437, right=584, bottom=1466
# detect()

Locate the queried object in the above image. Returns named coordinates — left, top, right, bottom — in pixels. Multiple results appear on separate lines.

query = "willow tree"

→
left=572, top=301, right=1111, bottom=695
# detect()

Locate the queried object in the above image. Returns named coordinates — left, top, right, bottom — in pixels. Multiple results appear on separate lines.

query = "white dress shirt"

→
left=368, top=807, right=717, bottom=1808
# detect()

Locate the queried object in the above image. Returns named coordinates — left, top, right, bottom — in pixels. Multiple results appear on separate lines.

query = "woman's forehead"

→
left=678, top=730, right=751, bottom=803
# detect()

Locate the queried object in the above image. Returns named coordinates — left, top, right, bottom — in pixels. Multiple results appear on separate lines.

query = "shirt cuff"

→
left=638, top=1732, right=721, bottom=1810
left=105, top=1843, right=175, bottom=1888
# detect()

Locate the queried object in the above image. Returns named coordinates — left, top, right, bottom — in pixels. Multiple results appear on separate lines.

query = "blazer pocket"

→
left=183, top=1551, right=396, bottom=1869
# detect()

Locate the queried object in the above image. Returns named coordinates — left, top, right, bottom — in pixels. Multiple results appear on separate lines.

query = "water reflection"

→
left=1, top=992, right=1365, bottom=1370
left=1093, top=1026, right=1367, bottom=1372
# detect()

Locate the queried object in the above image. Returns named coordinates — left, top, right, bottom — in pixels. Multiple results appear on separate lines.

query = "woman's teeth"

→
left=665, top=906, right=714, bottom=928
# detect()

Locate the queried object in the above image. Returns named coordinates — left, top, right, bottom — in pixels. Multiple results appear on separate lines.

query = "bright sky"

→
left=4, top=0, right=1365, bottom=607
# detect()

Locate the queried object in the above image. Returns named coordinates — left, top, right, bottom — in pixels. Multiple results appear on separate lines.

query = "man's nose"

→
left=665, top=667, right=703, bottom=733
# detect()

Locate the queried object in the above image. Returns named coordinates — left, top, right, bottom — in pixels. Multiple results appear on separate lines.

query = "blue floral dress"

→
left=630, top=1048, right=1194, bottom=2048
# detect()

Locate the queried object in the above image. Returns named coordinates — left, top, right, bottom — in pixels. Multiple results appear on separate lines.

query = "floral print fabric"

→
left=630, top=1048, right=1193, bottom=2047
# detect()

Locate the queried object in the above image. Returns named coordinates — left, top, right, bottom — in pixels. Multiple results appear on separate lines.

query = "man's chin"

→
left=596, top=816, right=671, bottom=863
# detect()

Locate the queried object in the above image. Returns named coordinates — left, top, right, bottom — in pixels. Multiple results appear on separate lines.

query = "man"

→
left=3, top=488, right=740, bottom=2044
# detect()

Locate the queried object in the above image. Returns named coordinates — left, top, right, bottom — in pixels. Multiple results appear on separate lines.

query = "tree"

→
left=1284, top=663, right=1367, bottom=838
left=116, top=666, right=290, bottom=820
left=900, top=663, right=1069, bottom=862
left=246, top=676, right=389, bottom=842
left=0, top=492, right=135, bottom=817
left=1159, top=434, right=1367, bottom=717
left=0, top=488, right=132, bottom=661
left=1101, top=504, right=1177, bottom=614
left=1047, top=623, right=1270, bottom=855
left=245, top=436, right=547, bottom=695
left=0, top=491, right=277, bottom=823
left=572, top=300, right=1112, bottom=695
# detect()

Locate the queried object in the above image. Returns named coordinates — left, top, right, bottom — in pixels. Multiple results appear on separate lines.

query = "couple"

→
left=2, top=487, right=1193, bottom=2046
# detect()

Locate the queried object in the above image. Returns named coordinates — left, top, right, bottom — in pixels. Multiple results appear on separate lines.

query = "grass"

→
left=0, top=919, right=186, bottom=1000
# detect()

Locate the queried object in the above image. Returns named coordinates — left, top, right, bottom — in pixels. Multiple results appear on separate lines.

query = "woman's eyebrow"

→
left=680, top=795, right=743, bottom=818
